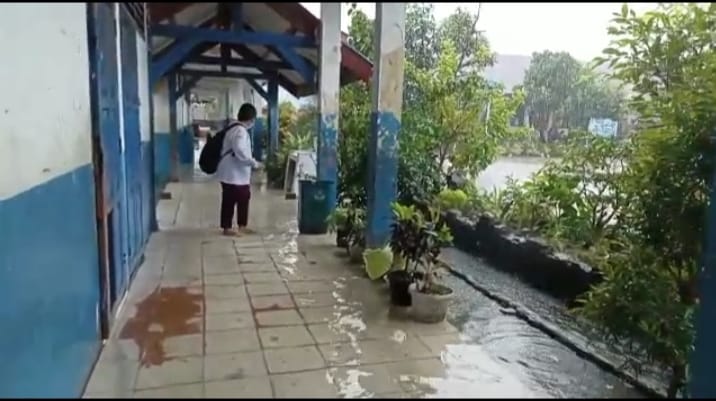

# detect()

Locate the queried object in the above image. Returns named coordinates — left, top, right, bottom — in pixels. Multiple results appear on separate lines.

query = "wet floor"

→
left=84, top=174, right=652, bottom=398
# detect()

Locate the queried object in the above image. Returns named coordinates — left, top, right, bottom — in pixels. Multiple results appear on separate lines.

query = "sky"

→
left=300, top=2, right=661, bottom=62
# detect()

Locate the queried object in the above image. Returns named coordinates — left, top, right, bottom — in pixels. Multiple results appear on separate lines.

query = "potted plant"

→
left=345, top=207, right=366, bottom=263
left=407, top=204, right=455, bottom=323
left=326, top=203, right=350, bottom=248
left=387, top=203, right=423, bottom=307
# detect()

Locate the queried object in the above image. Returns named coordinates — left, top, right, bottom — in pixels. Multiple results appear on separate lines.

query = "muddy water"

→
left=119, top=286, right=203, bottom=367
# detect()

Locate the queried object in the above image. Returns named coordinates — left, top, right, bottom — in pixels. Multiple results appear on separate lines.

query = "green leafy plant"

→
left=436, top=188, right=469, bottom=213
left=390, top=202, right=453, bottom=294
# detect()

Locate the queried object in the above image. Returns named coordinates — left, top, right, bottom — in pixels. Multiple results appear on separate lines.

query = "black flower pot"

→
left=388, top=270, right=413, bottom=307
left=336, top=228, right=349, bottom=248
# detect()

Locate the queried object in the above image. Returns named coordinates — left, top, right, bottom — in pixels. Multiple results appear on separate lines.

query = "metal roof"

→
left=148, top=2, right=373, bottom=98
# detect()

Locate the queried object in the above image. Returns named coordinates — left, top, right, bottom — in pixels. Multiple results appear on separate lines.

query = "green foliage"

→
left=467, top=4, right=715, bottom=396
left=436, top=189, right=469, bottom=212
left=390, top=202, right=453, bottom=292
left=266, top=104, right=316, bottom=188
left=405, top=40, right=525, bottom=179
left=523, top=51, right=624, bottom=139
left=363, top=246, right=394, bottom=280
left=578, top=4, right=716, bottom=395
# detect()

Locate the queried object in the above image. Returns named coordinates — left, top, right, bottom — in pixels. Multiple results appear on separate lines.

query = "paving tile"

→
left=258, top=326, right=316, bottom=348
left=294, top=292, right=338, bottom=308
left=286, top=280, right=334, bottom=294
left=254, top=309, right=304, bottom=327
left=205, top=297, right=251, bottom=314
left=246, top=282, right=289, bottom=296
left=271, top=369, right=339, bottom=398
left=132, top=383, right=203, bottom=398
left=98, top=339, right=140, bottom=362
left=330, top=364, right=403, bottom=397
left=134, top=356, right=203, bottom=389
left=263, top=346, right=326, bottom=374
left=205, top=328, right=261, bottom=354
left=318, top=338, right=434, bottom=366
left=298, top=306, right=339, bottom=324
left=205, top=312, right=255, bottom=331
left=243, top=272, right=283, bottom=283
left=307, top=323, right=366, bottom=345
left=204, top=351, right=267, bottom=381
left=250, top=294, right=295, bottom=311
left=237, top=262, right=277, bottom=273
left=382, top=358, right=446, bottom=395
left=84, top=358, right=139, bottom=396
left=204, top=274, right=244, bottom=286
left=162, top=334, right=203, bottom=359
left=204, top=377, right=273, bottom=398
left=203, top=285, right=247, bottom=300
left=417, top=333, right=462, bottom=356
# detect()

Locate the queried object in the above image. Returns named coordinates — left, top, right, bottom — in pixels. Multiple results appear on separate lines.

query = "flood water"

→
left=476, top=157, right=546, bottom=190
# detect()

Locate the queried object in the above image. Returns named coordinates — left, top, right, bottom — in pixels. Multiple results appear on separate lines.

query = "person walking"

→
left=215, top=103, right=262, bottom=236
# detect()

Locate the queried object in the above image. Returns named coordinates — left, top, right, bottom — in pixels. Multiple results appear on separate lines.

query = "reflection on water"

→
left=442, top=251, right=646, bottom=399
left=477, top=157, right=546, bottom=190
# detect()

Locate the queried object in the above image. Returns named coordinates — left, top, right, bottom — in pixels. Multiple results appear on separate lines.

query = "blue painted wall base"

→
left=178, top=126, right=194, bottom=166
left=317, top=113, right=338, bottom=212
left=0, top=165, right=101, bottom=397
left=366, top=111, right=400, bottom=248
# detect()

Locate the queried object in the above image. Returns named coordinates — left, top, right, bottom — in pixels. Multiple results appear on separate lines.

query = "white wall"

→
left=152, top=80, right=170, bottom=133
left=0, top=4, right=92, bottom=200
left=152, top=78, right=191, bottom=133
left=136, top=33, right=151, bottom=142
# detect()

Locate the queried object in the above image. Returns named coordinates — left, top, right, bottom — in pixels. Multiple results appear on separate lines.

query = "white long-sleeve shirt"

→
left=215, top=123, right=257, bottom=186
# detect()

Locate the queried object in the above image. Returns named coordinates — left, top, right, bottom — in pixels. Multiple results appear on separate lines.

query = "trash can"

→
left=298, top=180, right=332, bottom=234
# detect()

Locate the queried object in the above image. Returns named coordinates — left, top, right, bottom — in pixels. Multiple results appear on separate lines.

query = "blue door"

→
left=90, top=3, right=128, bottom=309
left=120, top=7, right=143, bottom=273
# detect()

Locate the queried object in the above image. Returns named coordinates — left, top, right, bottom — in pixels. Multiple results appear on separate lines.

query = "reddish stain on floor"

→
left=119, top=286, right=203, bottom=367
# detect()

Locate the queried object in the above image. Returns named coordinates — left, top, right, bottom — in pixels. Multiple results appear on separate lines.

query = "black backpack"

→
left=199, top=123, right=239, bottom=174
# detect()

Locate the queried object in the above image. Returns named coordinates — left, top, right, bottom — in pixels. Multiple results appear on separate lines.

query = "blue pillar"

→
left=168, top=74, right=179, bottom=182
left=268, top=79, right=279, bottom=157
left=690, top=142, right=716, bottom=397
left=366, top=3, right=406, bottom=248
left=317, top=3, right=341, bottom=211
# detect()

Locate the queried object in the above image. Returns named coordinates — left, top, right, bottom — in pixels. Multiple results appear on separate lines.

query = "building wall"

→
left=0, top=4, right=101, bottom=397
left=137, top=31, right=153, bottom=235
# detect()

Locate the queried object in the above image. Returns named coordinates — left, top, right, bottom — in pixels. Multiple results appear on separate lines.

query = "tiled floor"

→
left=82, top=176, right=535, bottom=399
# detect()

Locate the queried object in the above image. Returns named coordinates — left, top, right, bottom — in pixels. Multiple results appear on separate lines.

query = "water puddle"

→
left=119, top=285, right=202, bottom=367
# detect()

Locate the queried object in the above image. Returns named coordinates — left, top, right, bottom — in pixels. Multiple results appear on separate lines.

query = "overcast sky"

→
left=300, top=2, right=661, bottom=61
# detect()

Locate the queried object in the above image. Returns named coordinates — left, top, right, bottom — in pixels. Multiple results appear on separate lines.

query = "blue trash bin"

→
left=298, top=180, right=332, bottom=234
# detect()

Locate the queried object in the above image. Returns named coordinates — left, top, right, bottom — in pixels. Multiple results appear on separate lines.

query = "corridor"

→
left=82, top=177, right=537, bottom=398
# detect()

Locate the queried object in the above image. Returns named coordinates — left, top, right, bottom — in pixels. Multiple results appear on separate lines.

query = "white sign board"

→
left=588, top=118, right=619, bottom=138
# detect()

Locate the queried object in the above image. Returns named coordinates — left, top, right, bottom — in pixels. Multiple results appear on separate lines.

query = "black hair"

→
left=237, top=103, right=257, bottom=122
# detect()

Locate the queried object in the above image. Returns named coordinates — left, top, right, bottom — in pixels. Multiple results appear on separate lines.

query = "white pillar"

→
left=317, top=3, right=342, bottom=209
left=366, top=3, right=406, bottom=248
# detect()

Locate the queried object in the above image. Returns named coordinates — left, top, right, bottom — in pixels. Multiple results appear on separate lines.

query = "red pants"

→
left=220, top=182, right=251, bottom=229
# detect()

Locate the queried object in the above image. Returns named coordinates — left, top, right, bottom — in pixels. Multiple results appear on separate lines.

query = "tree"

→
left=404, top=3, right=439, bottom=105
left=523, top=51, right=582, bottom=139
left=437, top=6, right=494, bottom=74
left=564, top=68, right=624, bottom=130
left=577, top=3, right=716, bottom=396
left=405, top=40, right=524, bottom=179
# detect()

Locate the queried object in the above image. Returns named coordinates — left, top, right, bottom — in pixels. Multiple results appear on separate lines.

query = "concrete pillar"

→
left=168, top=73, right=179, bottom=182
left=690, top=159, right=716, bottom=397
left=366, top=3, right=406, bottom=248
left=268, top=79, right=279, bottom=157
left=318, top=3, right=342, bottom=210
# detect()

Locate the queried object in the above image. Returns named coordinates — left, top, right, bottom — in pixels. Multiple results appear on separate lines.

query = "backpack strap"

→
left=219, top=123, right=241, bottom=159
